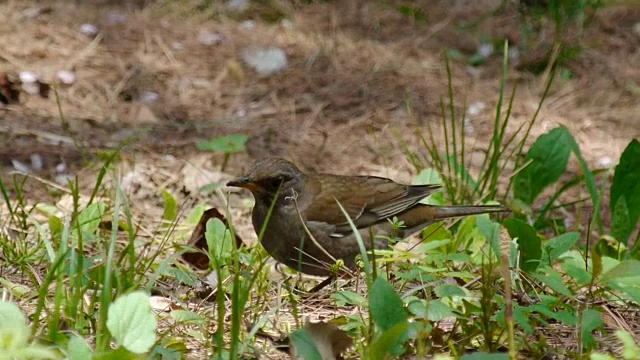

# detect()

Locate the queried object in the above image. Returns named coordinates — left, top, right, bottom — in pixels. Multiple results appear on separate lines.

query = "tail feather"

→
left=432, top=205, right=506, bottom=220
left=399, top=204, right=505, bottom=232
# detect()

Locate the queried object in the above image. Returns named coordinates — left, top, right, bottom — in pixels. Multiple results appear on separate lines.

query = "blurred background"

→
left=1, top=0, right=638, bottom=193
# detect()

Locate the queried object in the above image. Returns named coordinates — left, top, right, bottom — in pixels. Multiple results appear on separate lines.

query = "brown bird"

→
left=227, top=158, right=503, bottom=277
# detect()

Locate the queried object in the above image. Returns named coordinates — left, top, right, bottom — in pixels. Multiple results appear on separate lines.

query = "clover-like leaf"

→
left=107, top=291, right=157, bottom=354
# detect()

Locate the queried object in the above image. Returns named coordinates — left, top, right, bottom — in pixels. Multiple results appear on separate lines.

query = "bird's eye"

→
left=263, top=176, right=286, bottom=191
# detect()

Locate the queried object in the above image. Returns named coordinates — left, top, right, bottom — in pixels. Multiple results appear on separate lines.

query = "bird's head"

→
left=227, top=158, right=304, bottom=200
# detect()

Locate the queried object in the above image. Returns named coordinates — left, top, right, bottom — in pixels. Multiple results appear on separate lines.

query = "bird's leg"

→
left=308, top=275, right=336, bottom=293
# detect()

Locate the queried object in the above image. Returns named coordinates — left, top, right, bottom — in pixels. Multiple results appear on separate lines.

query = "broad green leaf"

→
left=455, top=215, right=481, bottom=250
left=368, top=321, right=409, bottom=360
left=407, top=298, right=428, bottom=319
left=92, top=346, right=146, bottom=359
left=412, top=168, right=444, bottom=205
left=611, top=196, right=632, bottom=245
left=407, top=297, right=454, bottom=322
left=534, top=267, right=572, bottom=296
left=565, top=133, right=602, bottom=232
left=424, top=300, right=454, bottom=322
left=562, top=263, right=591, bottom=285
left=161, top=190, right=178, bottom=222
left=528, top=303, right=576, bottom=326
left=610, top=139, right=640, bottom=245
left=476, top=216, right=501, bottom=262
left=196, top=134, right=248, bottom=154
left=613, top=285, right=640, bottom=304
left=504, top=218, right=541, bottom=272
left=77, top=202, right=106, bottom=235
left=512, top=305, right=533, bottom=334
left=205, top=218, right=232, bottom=267
left=580, top=308, right=603, bottom=350
left=67, top=334, right=92, bottom=360
left=289, top=329, right=322, bottom=360
left=0, top=301, right=29, bottom=350
left=421, top=223, right=453, bottom=244
left=616, top=330, right=640, bottom=359
left=418, top=237, right=451, bottom=253
left=369, top=278, right=407, bottom=332
left=514, top=127, right=572, bottom=205
left=331, top=291, right=367, bottom=307
left=601, top=260, right=640, bottom=281
left=535, top=170, right=607, bottom=229
left=545, top=232, right=580, bottom=262
left=185, top=205, right=207, bottom=224
left=590, top=354, right=615, bottom=360
left=434, top=284, right=466, bottom=298
left=0, top=278, right=32, bottom=298
left=170, top=310, right=205, bottom=325
left=107, top=291, right=157, bottom=354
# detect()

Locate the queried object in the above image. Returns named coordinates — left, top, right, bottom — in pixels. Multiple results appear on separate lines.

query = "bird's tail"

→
left=430, top=204, right=506, bottom=220
left=399, top=204, right=506, bottom=232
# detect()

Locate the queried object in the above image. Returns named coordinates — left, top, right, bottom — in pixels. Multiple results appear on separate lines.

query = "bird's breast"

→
left=251, top=200, right=306, bottom=261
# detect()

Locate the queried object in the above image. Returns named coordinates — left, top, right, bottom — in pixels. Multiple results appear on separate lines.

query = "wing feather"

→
left=302, top=174, right=440, bottom=235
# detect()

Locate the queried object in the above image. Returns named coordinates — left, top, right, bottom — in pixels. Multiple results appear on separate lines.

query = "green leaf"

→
left=434, top=284, right=466, bottom=298
left=418, top=237, right=451, bottom=253
left=205, top=218, right=233, bottom=267
left=0, top=301, right=29, bottom=350
left=92, top=346, right=142, bottom=360
left=107, top=291, right=157, bottom=354
left=601, top=260, right=640, bottom=281
left=77, top=202, right=106, bottom=235
left=196, top=134, right=248, bottom=154
left=504, top=218, right=541, bottom=272
left=412, top=169, right=444, bottom=205
left=0, top=278, right=32, bottom=298
left=565, top=133, right=602, bottom=233
left=514, top=127, right=572, bottom=205
left=528, top=302, right=576, bottom=326
left=610, top=139, right=640, bottom=245
left=331, top=291, right=367, bottom=307
left=170, top=310, right=205, bottom=325
left=369, top=278, right=408, bottom=332
left=562, top=263, right=591, bottom=285
left=368, top=321, right=409, bottom=360
left=407, top=297, right=428, bottom=319
left=67, top=334, right=93, bottom=360
left=161, top=190, right=178, bottom=222
left=545, top=232, right=580, bottom=262
left=512, top=305, right=533, bottom=334
left=424, top=300, right=454, bottom=321
left=476, top=216, right=501, bottom=262
left=455, top=215, right=481, bottom=249
left=616, top=330, right=640, bottom=359
left=611, top=196, right=632, bottom=246
left=534, top=267, right=572, bottom=296
left=580, top=308, right=603, bottom=350
left=289, top=329, right=322, bottom=360
left=407, top=297, right=453, bottom=321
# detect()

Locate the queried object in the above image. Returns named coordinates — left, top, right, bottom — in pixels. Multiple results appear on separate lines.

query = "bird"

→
left=227, top=157, right=504, bottom=277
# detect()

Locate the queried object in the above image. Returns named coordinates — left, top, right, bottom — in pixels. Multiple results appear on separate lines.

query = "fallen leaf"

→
left=182, top=208, right=244, bottom=270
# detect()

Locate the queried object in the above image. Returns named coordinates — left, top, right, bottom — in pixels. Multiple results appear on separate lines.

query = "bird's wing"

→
left=302, top=175, right=440, bottom=233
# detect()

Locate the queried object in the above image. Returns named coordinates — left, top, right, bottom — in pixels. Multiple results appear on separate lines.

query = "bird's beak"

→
left=227, top=176, right=260, bottom=191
